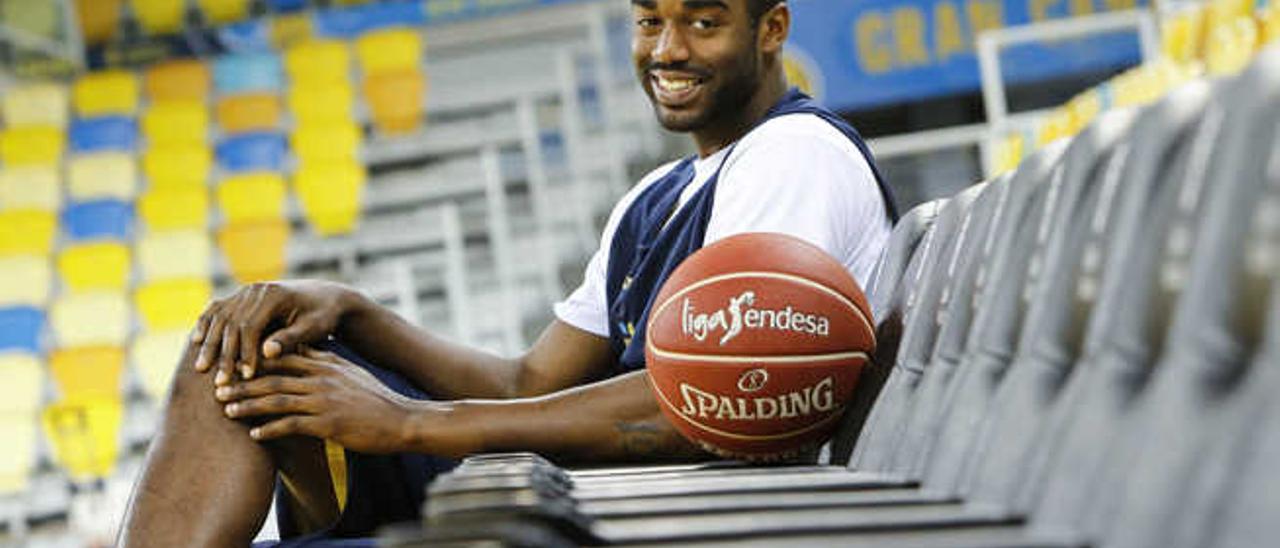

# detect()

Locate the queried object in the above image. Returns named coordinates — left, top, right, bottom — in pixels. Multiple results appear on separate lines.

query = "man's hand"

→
left=190, top=280, right=360, bottom=387
left=213, top=347, right=471, bottom=455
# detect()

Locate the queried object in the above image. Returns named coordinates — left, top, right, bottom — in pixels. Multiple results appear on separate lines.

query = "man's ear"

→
left=758, top=2, right=789, bottom=55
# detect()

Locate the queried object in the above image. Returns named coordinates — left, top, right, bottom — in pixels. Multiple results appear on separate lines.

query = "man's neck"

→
left=691, top=71, right=788, bottom=158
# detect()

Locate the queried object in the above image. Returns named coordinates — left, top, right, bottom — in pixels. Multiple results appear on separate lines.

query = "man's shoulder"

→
left=734, top=112, right=865, bottom=160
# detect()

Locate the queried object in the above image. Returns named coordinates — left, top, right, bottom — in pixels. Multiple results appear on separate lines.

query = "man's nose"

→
left=652, top=25, right=690, bottom=65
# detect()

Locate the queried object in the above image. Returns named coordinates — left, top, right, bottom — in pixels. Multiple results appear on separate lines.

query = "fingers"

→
left=195, top=312, right=229, bottom=377
left=262, top=319, right=316, bottom=360
left=249, top=416, right=326, bottom=441
left=215, top=322, right=241, bottom=387
left=236, top=285, right=273, bottom=380
left=214, top=375, right=316, bottom=403
left=223, top=394, right=315, bottom=420
left=258, top=354, right=327, bottom=376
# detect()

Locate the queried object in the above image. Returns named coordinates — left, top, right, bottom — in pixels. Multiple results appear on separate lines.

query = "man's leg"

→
left=118, top=343, right=337, bottom=547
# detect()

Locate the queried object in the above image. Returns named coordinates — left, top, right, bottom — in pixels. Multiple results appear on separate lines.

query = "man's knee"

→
left=161, top=343, right=216, bottom=418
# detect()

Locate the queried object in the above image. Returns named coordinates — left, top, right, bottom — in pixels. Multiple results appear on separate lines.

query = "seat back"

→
left=72, top=70, right=139, bottom=116
left=1025, top=80, right=1215, bottom=535
left=215, top=132, right=288, bottom=173
left=827, top=199, right=942, bottom=464
left=213, top=52, right=284, bottom=95
left=62, top=199, right=133, bottom=242
left=69, top=115, right=137, bottom=153
left=848, top=184, right=983, bottom=472
left=144, top=59, right=211, bottom=102
left=0, top=306, right=43, bottom=354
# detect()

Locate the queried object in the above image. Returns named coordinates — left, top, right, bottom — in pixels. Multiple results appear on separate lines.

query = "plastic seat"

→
left=62, top=199, right=133, bottom=242
left=286, top=83, right=355, bottom=126
left=215, top=132, right=287, bottom=172
left=76, top=0, right=121, bottom=45
left=131, top=330, right=187, bottom=401
left=0, top=165, right=61, bottom=212
left=3, top=82, right=69, bottom=127
left=218, top=220, right=289, bottom=283
left=197, top=0, right=249, bottom=24
left=215, top=93, right=282, bottom=133
left=51, top=292, right=129, bottom=347
left=138, top=186, right=209, bottom=231
left=0, top=307, right=44, bottom=354
left=217, top=172, right=287, bottom=223
left=135, top=278, right=211, bottom=331
left=291, top=122, right=361, bottom=164
left=137, top=230, right=212, bottom=280
left=0, top=126, right=64, bottom=166
left=213, top=52, right=283, bottom=95
left=68, top=153, right=137, bottom=201
left=0, top=256, right=51, bottom=306
left=294, top=160, right=366, bottom=236
left=355, top=28, right=422, bottom=75
left=284, top=39, right=351, bottom=88
left=130, top=0, right=184, bottom=34
left=50, top=346, right=124, bottom=401
left=144, top=59, right=210, bottom=102
left=266, top=0, right=308, bottom=13
left=0, top=353, right=42, bottom=493
left=142, top=101, right=208, bottom=146
left=68, top=116, right=137, bottom=153
left=42, top=396, right=124, bottom=481
left=143, top=144, right=212, bottom=188
left=58, top=242, right=131, bottom=292
left=363, top=70, right=426, bottom=134
left=72, top=70, right=139, bottom=116
left=0, top=210, right=56, bottom=256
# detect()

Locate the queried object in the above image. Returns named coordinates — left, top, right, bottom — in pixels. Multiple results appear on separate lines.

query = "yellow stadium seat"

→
left=58, top=242, right=131, bottom=292
left=73, top=70, right=140, bottom=116
left=0, top=414, right=37, bottom=494
left=137, top=230, right=212, bottom=280
left=138, top=186, right=209, bottom=232
left=1, top=126, right=65, bottom=166
left=76, top=0, right=121, bottom=45
left=51, top=292, right=130, bottom=347
left=49, top=347, right=125, bottom=401
left=132, top=330, right=187, bottom=401
left=294, top=160, right=366, bottom=236
left=287, top=83, right=355, bottom=126
left=0, top=165, right=61, bottom=211
left=68, top=153, right=137, bottom=201
left=3, top=83, right=68, bottom=127
left=145, top=59, right=210, bottom=102
left=0, top=354, right=44, bottom=413
left=217, top=173, right=287, bottom=224
left=355, top=28, right=422, bottom=75
left=0, top=210, right=56, bottom=256
left=135, top=278, right=211, bottom=331
left=142, top=101, right=208, bottom=147
left=1161, top=5, right=1206, bottom=63
left=216, top=93, right=282, bottom=133
left=131, top=0, right=184, bottom=34
left=1205, top=16, right=1260, bottom=76
left=292, top=122, right=361, bottom=165
left=0, top=255, right=51, bottom=306
left=1265, top=2, right=1280, bottom=45
left=42, top=397, right=124, bottom=481
left=143, top=144, right=212, bottom=188
left=284, top=39, right=351, bottom=87
left=218, top=221, right=289, bottom=283
left=362, top=70, right=426, bottom=135
left=197, top=0, right=250, bottom=24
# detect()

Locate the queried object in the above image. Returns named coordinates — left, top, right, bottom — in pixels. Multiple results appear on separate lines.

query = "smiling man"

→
left=119, top=0, right=895, bottom=546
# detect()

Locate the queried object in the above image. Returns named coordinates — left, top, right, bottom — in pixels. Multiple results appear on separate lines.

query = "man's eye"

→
left=636, top=17, right=661, bottom=28
left=691, top=18, right=718, bottom=30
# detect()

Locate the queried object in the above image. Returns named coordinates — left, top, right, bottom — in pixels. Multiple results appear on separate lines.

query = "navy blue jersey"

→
left=604, top=89, right=897, bottom=374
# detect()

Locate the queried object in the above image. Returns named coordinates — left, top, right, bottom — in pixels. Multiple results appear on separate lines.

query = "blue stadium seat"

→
left=69, top=116, right=138, bottom=153
left=215, top=132, right=287, bottom=173
left=0, top=306, right=43, bottom=354
left=213, top=52, right=283, bottom=94
left=265, top=0, right=307, bottom=11
left=62, top=199, right=133, bottom=242
left=313, top=2, right=426, bottom=38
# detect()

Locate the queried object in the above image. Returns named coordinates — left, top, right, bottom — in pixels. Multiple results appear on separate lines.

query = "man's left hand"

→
left=214, top=347, right=431, bottom=454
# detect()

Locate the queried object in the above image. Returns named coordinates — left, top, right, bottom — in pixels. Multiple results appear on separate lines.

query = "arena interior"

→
left=0, top=0, right=1276, bottom=546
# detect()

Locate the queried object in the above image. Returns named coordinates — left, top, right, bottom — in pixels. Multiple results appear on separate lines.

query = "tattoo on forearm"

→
left=614, top=420, right=706, bottom=461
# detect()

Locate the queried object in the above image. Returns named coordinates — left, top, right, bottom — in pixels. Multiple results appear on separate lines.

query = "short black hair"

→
left=747, top=0, right=782, bottom=25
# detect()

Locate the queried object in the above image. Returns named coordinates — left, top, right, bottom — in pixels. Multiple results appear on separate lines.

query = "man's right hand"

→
left=190, top=280, right=361, bottom=386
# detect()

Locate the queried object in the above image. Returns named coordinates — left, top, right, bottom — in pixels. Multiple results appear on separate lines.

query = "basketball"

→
left=645, top=232, right=876, bottom=461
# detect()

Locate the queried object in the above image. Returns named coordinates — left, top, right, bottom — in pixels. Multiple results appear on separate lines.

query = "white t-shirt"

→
left=553, top=112, right=892, bottom=337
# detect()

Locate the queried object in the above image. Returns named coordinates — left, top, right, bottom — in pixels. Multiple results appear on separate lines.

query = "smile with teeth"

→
left=654, top=74, right=702, bottom=93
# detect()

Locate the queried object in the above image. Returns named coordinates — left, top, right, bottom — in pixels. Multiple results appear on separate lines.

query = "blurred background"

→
left=0, top=0, right=1264, bottom=545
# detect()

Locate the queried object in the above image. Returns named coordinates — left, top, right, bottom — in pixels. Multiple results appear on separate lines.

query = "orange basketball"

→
left=645, top=232, right=875, bottom=461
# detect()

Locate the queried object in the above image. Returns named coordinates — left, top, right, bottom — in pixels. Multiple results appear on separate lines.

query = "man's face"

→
left=631, top=0, right=762, bottom=132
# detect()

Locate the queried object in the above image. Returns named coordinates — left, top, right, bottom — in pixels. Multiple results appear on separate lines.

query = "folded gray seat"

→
left=601, top=53, right=1279, bottom=546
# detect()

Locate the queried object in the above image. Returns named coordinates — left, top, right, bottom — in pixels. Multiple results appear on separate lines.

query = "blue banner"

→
left=785, top=0, right=1148, bottom=111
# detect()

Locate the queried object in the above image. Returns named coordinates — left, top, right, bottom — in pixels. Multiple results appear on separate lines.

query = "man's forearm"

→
left=333, top=290, right=522, bottom=400
left=402, top=371, right=711, bottom=464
